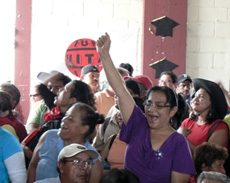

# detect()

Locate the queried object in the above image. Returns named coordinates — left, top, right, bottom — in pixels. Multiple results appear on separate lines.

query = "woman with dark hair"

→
left=27, top=102, right=104, bottom=183
left=170, top=93, right=187, bottom=130
left=69, top=80, right=96, bottom=110
left=178, top=78, right=229, bottom=155
left=97, top=33, right=195, bottom=183
left=119, top=63, right=134, bottom=76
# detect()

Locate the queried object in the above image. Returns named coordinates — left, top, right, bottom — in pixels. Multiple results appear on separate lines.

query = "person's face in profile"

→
left=58, top=106, right=89, bottom=141
left=54, top=81, right=74, bottom=107
left=30, top=86, right=42, bottom=103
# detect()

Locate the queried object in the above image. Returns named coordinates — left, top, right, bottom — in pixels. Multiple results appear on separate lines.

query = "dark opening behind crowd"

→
left=1, top=33, right=230, bottom=183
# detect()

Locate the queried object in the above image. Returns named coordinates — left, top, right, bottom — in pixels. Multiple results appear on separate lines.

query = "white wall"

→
left=30, top=0, right=230, bottom=90
left=30, top=0, right=143, bottom=85
left=187, top=0, right=230, bottom=90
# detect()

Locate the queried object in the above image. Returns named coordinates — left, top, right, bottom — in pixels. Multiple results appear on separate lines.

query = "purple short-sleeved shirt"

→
left=120, top=105, right=196, bottom=183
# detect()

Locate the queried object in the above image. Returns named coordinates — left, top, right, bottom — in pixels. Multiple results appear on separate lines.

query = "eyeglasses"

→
left=144, top=101, right=171, bottom=110
left=29, top=94, right=40, bottom=97
left=64, top=158, right=93, bottom=169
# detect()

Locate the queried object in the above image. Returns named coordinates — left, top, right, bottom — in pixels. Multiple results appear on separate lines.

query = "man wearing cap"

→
left=133, top=74, right=153, bottom=100
left=26, top=71, right=71, bottom=134
left=35, top=143, right=99, bottom=183
left=80, top=65, right=100, bottom=94
left=176, top=74, right=192, bottom=104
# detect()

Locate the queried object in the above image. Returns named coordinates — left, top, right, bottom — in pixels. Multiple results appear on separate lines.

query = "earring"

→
left=208, top=112, right=212, bottom=117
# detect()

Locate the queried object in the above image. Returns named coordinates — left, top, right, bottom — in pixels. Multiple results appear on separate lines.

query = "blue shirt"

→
left=0, top=127, right=23, bottom=182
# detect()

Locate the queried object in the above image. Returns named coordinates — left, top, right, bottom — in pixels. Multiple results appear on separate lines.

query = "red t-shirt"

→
left=181, top=118, right=228, bottom=148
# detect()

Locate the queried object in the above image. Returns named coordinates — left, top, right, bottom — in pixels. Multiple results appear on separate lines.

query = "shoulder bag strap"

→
left=207, top=121, right=229, bottom=141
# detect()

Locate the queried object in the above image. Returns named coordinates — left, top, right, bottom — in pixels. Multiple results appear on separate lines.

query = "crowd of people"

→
left=0, top=32, right=230, bottom=183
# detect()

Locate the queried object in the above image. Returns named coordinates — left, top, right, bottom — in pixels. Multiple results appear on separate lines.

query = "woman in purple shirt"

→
left=97, top=33, right=196, bottom=183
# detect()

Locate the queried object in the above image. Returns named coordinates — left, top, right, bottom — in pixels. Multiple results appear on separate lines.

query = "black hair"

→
left=160, top=71, right=178, bottom=84
left=133, top=96, right=144, bottom=112
left=73, top=102, right=104, bottom=138
left=170, top=93, right=187, bottom=129
left=0, top=82, right=21, bottom=109
left=119, top=63, right=134, bottom=76
left=125, top=79, right=141, bottom=97
left=70, top=80, right=96, bottom=110
left=101, top=168, right=140, bottom=183
left=38, top=83, right=56, bottom=110
left=0, top=90, right=13, bottom=118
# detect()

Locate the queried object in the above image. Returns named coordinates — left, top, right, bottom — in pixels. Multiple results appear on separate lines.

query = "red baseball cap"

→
left=133, top=75, right=153, bottom=89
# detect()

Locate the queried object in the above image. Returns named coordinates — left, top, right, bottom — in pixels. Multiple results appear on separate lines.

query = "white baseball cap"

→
left=58, top=143, right=99, bottom=161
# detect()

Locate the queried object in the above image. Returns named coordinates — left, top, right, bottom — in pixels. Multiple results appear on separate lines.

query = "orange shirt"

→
left=107, top=134, right=126, bottom=169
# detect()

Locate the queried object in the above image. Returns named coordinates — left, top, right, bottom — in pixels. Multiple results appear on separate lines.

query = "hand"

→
left=216, top=81, right=228, bottom=94
left=97, top=33, right=111, bottom=55
left=21, top=144, right=33, bottom=159
left=181, top=128, right=192, bottom=137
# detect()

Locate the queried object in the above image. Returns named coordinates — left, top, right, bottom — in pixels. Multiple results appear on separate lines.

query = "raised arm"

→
left=217, top=81, right=230, bottom=107
left=97, top=33, right=134, bottom=125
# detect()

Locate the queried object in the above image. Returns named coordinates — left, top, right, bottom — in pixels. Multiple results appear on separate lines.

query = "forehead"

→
left=66, top=106, right=83, bottom=117
left=65, top=81, right=73, bottom=89
left=148, top=91, right=167, bottom=101
left=180, top=80, right=191, bottom=85
left=160, top=74, right=172, bottom=81
left=196, top=88, right=209, bottom=95
left=85, top=72, right=100, bottom=77
left=32, top=87, right=39, bottom=93
left=47, top=80, right=64, bottom=87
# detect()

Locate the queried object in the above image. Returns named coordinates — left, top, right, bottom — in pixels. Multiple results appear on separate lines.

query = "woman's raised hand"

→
left=97, top=33, right=111, bottom=56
